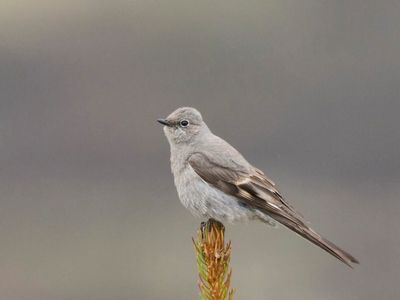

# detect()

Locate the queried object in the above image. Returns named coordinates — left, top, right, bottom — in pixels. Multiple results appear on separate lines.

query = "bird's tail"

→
left=272, top=214, right=359, bottom=267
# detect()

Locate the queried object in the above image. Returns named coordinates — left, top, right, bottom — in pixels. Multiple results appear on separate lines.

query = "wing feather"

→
left=188, top=152, right=358, bottom=267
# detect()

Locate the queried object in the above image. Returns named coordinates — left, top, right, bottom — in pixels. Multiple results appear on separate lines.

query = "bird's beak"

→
left=157, top=118, right=171, bottom=126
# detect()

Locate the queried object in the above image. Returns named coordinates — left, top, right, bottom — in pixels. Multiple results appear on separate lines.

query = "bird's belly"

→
left=174, top=166, right=255, bottom=223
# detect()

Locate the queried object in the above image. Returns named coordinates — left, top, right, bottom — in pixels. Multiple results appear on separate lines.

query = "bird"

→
left=157, top=107, right=358, bottom=267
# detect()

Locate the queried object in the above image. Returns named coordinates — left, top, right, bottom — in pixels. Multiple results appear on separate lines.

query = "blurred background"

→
left=1, top=1, right=399, bottom=299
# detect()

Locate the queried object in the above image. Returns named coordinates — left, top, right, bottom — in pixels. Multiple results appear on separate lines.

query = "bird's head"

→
left=157, top=107, right=207, bottom=145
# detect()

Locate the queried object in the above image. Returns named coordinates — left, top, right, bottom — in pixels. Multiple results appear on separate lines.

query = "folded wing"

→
left=188, top=152, right=359, bottom=267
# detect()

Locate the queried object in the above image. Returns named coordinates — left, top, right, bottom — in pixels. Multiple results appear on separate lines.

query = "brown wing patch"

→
left=188, top=152, right=302, bottom=224
left=254, top=168, right=276, bottom=186
left=250, top=171, right=305, bottom=220
left=188, top=152, right=244, bottom=196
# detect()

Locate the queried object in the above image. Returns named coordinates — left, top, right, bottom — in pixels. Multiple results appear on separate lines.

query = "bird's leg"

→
left=200, top=218, right=225, bottom=238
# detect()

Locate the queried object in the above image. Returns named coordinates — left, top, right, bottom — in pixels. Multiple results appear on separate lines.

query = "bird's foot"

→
left=200, top=218, right=225, bottom=238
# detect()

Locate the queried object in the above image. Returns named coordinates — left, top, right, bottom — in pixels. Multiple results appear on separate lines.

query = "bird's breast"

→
left=172, top=163, right=255, bottom=223
left=173, top=164, right=209, bottom=217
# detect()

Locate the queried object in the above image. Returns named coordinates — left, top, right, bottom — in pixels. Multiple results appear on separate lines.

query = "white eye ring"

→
left=180, top=119, right=189, bottom=127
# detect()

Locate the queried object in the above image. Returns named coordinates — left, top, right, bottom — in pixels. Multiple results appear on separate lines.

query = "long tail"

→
left=271, top=213, right=359, bottom=267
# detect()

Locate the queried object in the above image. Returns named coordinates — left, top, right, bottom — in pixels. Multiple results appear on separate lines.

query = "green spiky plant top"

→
left=193, top=219, right=235, bottom=300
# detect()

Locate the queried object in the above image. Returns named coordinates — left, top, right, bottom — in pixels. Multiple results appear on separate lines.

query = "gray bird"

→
left=157, top=107, right=358, bottom=267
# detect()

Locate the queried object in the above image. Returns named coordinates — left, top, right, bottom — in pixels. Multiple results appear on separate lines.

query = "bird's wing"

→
left=188, top=152, right=359, bottom=267
left=188, top=152, right=303, bottom=223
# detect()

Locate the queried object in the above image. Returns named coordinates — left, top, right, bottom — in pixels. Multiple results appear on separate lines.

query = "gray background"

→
left=1, top=1, right=399, bottom=299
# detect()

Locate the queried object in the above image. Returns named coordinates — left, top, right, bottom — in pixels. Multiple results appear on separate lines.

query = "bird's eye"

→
left=180, top=120, right=189, bottom=127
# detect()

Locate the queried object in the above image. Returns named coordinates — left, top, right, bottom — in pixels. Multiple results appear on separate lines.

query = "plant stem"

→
left=193, top=219, right=235, bottom=300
